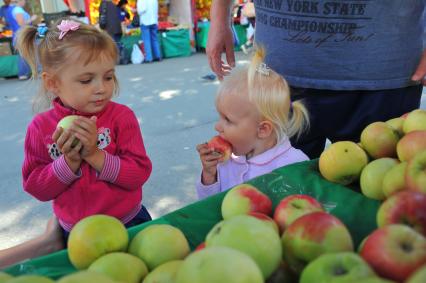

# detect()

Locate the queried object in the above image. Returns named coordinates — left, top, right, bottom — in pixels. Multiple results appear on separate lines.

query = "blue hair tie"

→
left=37, top=25, right=48, bottom=38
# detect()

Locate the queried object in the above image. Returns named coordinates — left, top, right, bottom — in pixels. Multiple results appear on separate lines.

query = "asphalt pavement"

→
left=0, top=52, right=425, bottom=250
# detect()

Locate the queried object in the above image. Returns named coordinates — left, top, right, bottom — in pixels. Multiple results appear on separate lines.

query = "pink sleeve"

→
left=196, top=172, right=221, bottom=200
left=99, top=111, right=152, bottom=190
left=22, top=123, right=80, bottom=202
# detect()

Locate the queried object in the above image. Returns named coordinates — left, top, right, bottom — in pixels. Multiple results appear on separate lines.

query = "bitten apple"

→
left=360, top=122, right=400, bottom=159
left=207, top=136, right=232, bottom=162
left=273, top=194, right=324, bottom=234
left=377, top=191, right=426, bottom=236
left=359, top=224, right=426, bottom=282
left=282, top=212, right=354, bottom=274
left=57, top=115, right=80, bottom=147
left=406, top=150, right=426, bottom=194
left=221, top=184, right=272, bottom=220
left=319, top=141, right=369, bottom=185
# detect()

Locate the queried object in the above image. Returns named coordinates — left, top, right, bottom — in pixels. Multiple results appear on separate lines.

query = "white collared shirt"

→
left=137, top=0, right=158, bottom=26
left=196, top=139, right=309, bottom=199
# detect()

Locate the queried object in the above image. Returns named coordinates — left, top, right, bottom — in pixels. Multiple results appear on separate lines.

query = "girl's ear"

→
left=257, top=120, right=274, bottom=139
left=41, top=72, right=59, bottom=96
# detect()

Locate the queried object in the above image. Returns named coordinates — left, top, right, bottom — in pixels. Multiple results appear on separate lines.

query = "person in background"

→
left=196, top=48, right=309, bottom=199
left=10, top=0, right=36, bottom=80
left=137, top=0, right=161, bottom=63
left=99, top=0, right=123, bottom=45
left=117, top=0, right=130, bottom=23
left=0, top=217, right=64, bottom=269
left=240, top=0, right=255, bottom=54
left=16, top=19, right=152, bottom=243
left=206, top=0, right=424, bottom=159
left=0, top=0, right=14, bottom=30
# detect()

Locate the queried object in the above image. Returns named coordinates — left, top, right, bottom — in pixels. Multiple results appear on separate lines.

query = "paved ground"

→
left=0, top=52, right=425, bottom=250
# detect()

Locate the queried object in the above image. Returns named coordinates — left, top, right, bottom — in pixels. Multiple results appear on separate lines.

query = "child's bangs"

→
left=71, top=35, right=117, bottom=66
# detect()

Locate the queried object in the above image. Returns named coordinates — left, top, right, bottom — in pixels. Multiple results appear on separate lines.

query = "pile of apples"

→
left=2, top=183, right=426, bottom=282
left=319, top=108, right=426, bottom=198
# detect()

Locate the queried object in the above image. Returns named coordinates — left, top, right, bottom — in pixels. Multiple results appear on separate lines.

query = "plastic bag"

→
left=131, top=43, right=144, bottom=64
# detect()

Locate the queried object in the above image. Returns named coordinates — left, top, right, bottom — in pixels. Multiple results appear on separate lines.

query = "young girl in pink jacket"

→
left=196, top=48, right=310, bottom=199
left=16, top=20, right=152, bottom=239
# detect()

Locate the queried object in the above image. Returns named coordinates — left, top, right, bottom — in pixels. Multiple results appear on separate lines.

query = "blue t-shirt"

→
left=255, top=0, right=425, bottom=90
left=11, top=6, right=30, bottom=33
left=0, top=5, right=15, bottom=30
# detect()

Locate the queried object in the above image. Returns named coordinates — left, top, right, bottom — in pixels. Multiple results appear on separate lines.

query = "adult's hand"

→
left=411, top=49, right=426, bottom=86
left=206, top=0, right=235, bottom=80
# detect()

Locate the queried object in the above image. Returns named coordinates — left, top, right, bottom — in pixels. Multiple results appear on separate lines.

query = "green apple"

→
left=205, top=214, right=282, bottom=279
left=273, top=194, right=324, bottom=234
left=221, top=184, right=272, bottom=220
left=248, top=212, right=280, bottom=234
left=300, top=252, right=376, bottom=283
left=57, top=115, right=80, bottom=147
left=175, top=246, right=263, bottom=283
left=360, top=158, right=399, bottom=200
left=88, top=252, right=148, bottom=283
left=0, top=272, right=13, bottom=283
left=386, top=117, right=405, bottom=137
left=319, top=141, right=369, bottom=185
left=5, top=275, right=54, bottom=283
left=377, top=191, right=426, bottom=236
left=57, top=271, right=116, bottom=283
left=282, top=212, right=354, bottom=274
left=360, top=122, right=400, bottom=159
left=396, top=131, right=426, bottom=161
left=403, top=109, right=426, bottom=133
left=406, top=150, right=426, bottom=194
left=382, top=161, right=407, bottom=197
left=68, top=214, right=129, bottom=269
left=129, top=224, right=190, bottom=271
left=143, top=260, right=183, bottom=283
left=359, top=224, right=426, bottom=282
left=406, top=264, right=426, bottom=283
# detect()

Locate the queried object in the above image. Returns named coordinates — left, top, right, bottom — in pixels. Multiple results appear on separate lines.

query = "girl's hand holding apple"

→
left=196, top=143, right=221, bottom=185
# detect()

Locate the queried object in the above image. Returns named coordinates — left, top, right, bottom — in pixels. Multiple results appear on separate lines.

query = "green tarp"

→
left=3, top=160, right=380, bottom=279
left=0, top=55, right=18, bottom=78
left=196, top=22, right=247, bottom=51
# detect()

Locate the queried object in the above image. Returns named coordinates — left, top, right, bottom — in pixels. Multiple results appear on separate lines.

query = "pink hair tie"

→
left=57, top=20, right=80, bottom=40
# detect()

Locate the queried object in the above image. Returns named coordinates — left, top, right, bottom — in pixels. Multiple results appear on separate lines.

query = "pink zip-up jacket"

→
left=196, top=139, right=308, bottom=199
left=22, top=98, right=152, bottom=231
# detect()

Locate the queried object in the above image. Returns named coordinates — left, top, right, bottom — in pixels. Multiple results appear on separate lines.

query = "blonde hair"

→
left=218, top=47, right=309, bottom=142
left=15, top=18, right=119, bottom=112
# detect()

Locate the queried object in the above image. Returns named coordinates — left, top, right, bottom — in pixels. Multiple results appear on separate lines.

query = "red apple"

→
left=221, top=184, right=272, bottom=220
left=273, top=194, right=324, bottom=234
left=406, top=150, right=426, bottom=194
left=396, top=131, right=426, bottom=161
left=282, top=212, right=354, bottom=273
left=403, top=109, right=426, bottom=134
left=377, top=191, right=426, bottom=236
left=360, top=122, right=400, bottom=159
left=207, top=136, right=232, bottom=162
left=359, top=224, right=426, bottom=282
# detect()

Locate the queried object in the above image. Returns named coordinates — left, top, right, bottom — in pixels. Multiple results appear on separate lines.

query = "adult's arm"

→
left=206, top=0, right=235, bottom=80
left=411, top=49, right=426, bottom=86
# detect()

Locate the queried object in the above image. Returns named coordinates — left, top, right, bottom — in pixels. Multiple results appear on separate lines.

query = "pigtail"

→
left=287, top=101, right=310, bottom=139
left=15, top=25, right=39, bottom=79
